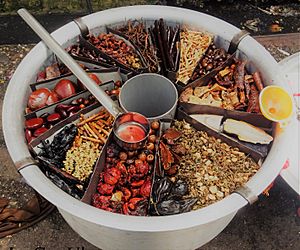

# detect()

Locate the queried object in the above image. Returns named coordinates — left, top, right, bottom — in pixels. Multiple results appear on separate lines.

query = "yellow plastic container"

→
left=259, top=85, right=294, bottom=126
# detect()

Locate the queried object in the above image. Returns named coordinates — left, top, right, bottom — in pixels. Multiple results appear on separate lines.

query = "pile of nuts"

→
left=92, top=121, right=160, bottom=215
left=62, top=110, right=114, bottom=182
left=171, top=120, right=260, bottom=209
left=87, top=33, right=143, bottom=70
left=177, top=29, right=212, bottom=84
left=191, top=43, right=230, bottom=81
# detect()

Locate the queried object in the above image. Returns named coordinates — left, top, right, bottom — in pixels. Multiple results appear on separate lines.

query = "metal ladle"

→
left=18, top=8, right=150, bottom=150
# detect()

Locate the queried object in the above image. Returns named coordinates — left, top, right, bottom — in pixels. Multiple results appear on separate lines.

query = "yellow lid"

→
left=259, top=85, right=294, bottom=122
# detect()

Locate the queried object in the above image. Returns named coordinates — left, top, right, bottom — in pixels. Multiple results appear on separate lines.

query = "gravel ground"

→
left=0, top=36, right=299, bottom=250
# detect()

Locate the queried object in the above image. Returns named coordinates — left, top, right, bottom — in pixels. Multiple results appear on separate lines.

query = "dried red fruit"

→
left=97, top=183, right=115, bottom=195
left=25, top=129, right=33, bottom=143
left=54, top=79, right=76, bottom=99
left=103, top=168, right=121, bottom=185
left=89, top=73, right=101, bottom=85
left=28, top=88, right=51, bottom=110
left=45, top=91, right=59, bottom=105
left=140, top=179, right=151, bottom=197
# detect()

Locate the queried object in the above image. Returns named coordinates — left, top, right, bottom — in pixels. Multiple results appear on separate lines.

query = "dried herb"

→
left=116, top=20, right=159, bottom=73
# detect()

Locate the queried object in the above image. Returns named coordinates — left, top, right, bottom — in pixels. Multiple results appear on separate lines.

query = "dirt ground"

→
left=0, top=7, right=299, bottom=250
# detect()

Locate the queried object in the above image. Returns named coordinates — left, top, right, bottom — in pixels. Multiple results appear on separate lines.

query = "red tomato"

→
left=89, top=73, right=101, bottom=85
left=46, top=91, right=59, bottom=105
left=54, top=79, right=76, bottom=99
left=28, top=88, right=51, bottom=110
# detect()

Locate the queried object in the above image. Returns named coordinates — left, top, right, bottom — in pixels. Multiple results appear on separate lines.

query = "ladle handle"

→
left=17, top=8, right=123, bottom=118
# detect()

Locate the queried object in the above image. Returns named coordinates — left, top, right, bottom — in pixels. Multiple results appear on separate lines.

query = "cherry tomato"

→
left=54, top=79, right=76, bottom=99
left=46, top=91, right=59, bottom=105
left=28, top=88, right=51, bottom=110
left=89, top=73, right=101, bottom=85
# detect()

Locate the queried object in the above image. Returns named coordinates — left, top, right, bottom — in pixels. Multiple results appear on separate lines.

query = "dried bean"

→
left=25, top=118, right=43, bottom=130
left=33, top=127, right=48, bottom=137
left=25, top=129, right=33, bottom=143
left=67, top=106, right=80, bottom=114
left=47, top=113, right=61, bottom=124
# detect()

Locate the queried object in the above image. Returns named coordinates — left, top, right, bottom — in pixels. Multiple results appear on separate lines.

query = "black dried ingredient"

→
left=47, top=173, right=82, bottom=199
left=168, top=179, right=188, bottom=199
left=156, top=198, right=197, bottom=216
left=39, top=124, right=77, bottom=165
left=152, top=177, right=173, bottom=202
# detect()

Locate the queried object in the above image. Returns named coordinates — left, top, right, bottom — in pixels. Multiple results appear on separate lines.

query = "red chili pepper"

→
left=131, top=179, right=145, bottom=187
left=122, top=203, right=130, bottom=215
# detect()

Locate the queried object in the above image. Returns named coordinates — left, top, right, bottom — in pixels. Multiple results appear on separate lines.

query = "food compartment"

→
left=79, top=25, right=148, bottom=74
left=179, top=52, right=267, bottom=116
left=66, top=43, right=115, bottom=67
left=176, top=28, right=213, bottom=85
left=29, top=104, right=115, bottom=200
left=82, top=120, right=161, bottom=216
left=27, top=68, right=123, bottom=114
left=177, top=107, right=269, bottom=161
left=149, top=18, right=181, bottom=81
left=35, top=55, right=112, bottom=82
left=107, top=20, right=160, bottom=73
left=24, top=90, right=99, bottom=143
left=179, top=106, right=274, bottom=158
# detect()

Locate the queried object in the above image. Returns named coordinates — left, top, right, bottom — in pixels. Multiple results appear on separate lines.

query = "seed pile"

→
left=172, top=120, right=260, bottom=209
left=63, top=141, right=100, bottom=182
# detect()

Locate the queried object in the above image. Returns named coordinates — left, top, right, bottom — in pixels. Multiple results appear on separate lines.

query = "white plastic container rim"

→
left=2, top=5, right=293, bottom=233
left=279, top=52, right=300, bottom=194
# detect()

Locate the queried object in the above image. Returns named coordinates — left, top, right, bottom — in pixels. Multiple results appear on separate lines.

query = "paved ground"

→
left=1, top=2, right=300, bottom=44
left=0, top=22, right=299, bottom=250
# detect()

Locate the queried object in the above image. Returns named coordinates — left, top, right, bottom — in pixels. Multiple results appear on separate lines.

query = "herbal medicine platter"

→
left=2, top=5, right=294, bottom=250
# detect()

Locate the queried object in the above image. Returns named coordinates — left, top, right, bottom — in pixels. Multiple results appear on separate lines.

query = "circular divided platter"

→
left=24, top=18, right=275, bottom=216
